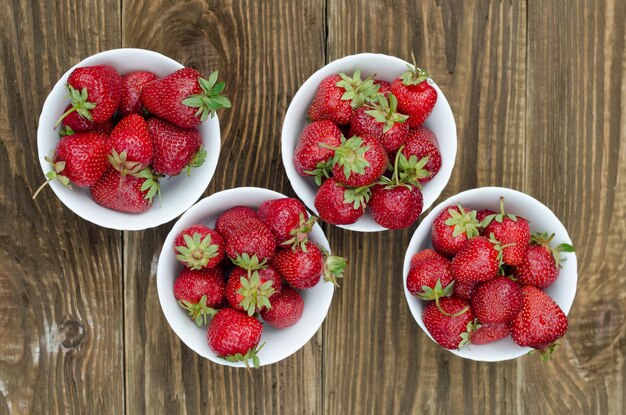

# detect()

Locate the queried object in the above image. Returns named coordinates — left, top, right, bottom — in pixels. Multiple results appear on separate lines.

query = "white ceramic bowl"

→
left=281, top=53, right=457, bottom=232
left=157, top=187, right=335, bottom=367
left=402, top=187, right=578, bottom=362
left=37, top=48, right=221, bottom=230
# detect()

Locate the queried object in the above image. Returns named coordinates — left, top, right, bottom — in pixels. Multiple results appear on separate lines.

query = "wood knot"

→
left=61, top=320, right=85, bottom=349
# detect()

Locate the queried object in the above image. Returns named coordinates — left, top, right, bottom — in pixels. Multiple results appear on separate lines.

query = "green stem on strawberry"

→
left=175, top=231, right=220, bottom=269
left=435, top=295, right=469, bottom=317
left=237, top=269, right=275, bottom=316
left=364, top=93, right=409, bottom=133
left=32, top=156, right=71, bottom=199
left=400, top=52, right=430, bottom=86
left=481, top=197, right=518, bottom=227
left=444, top=204, right=480, bottom=238
left=231, top=253, right=267, bottom=271
left=342, top=184, right=372, bottom=210
left=182, top=71, right=232, bottom=121
left=319, top=245, right=347, bottom=287
left=529, top=342, right=560, bottom=361
left=53, top=85, right=97, bottom=129
left=319, top=135, right=371, bottom=180
left=178, top=295, right=217, bottom=327
left=416, top=278, right=454, bottom=302
left=223, top=341, right=266, bottom=378
left=336, top=71, right=380, bottom=108
left=304, top=160, right=333, bottom=186
left=531, top=232, right=575, bottom=266
left=282, top=213, right=318, bottom=251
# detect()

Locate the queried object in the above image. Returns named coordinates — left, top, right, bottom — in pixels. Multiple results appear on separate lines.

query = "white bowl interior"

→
left=37, top=48, right=221, bottom=230
left=281, top=53, right=457, bottom=232
left=402, top=187, right=578, bottom=362
left=157, top=187, right=334, bottom=367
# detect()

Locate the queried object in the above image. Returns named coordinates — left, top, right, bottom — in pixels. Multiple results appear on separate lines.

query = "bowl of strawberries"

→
left=281, top=53, right=456, bottom=231
left=403, top=187, right=577, bottom=361
left=157, top=187, right=347, bottom=368
left=35, top=48, right=231, bottom=230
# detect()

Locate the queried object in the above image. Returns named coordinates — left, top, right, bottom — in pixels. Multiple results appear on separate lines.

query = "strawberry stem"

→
left=53, top=106, right=77, bottom=130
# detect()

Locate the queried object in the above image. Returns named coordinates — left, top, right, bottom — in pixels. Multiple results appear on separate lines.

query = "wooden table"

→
left=1, top=0, right=624, bottom=413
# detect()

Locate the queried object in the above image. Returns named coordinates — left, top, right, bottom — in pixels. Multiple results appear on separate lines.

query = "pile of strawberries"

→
left=293, top=58, right=443, bottom=229
left=407, top=197, right=575, bottom=360
left=171, top=197, right=346, bottom=368
left=34, top=64, right=230, bottom=213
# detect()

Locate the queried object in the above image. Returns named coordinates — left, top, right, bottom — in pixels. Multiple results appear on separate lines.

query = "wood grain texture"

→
left=0, top=1, right=123, bottom=414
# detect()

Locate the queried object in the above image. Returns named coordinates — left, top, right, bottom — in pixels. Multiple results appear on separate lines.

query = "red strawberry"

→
left=293, top=120, right=342, bottom=183
left=61, top=104, right=114, bottom=135
left=174, top=267, right=225, bottom=326
left=481, top=197, right=531, bottom=266
left=90, top=168, right=160, bottom=213
left=257, top=198, right=316, bottom=248
left=55, top=65, right=122, bottom=128
left=431, top=204, right=481, bottom=257
left=399, top=126, right=441, bottom=185
left=328, top=135, right=389, bottom=187
left=207, top=308, right=264, bottom=368
left=225, top=266, right=281, bottom=315
left=174, top=225, right=225, bottom=270
left=109, top=114, right=152, bottom=174
left=513, top=232, right=575, bottom=289
left=410, top=249, right=441, bottom=269
left=141, top=68, right=230, bottom=128
left=476, top=209, right=496, bottom=223
left=471, top=276, right=523, bottom=324
left=260, top=285, right=304, bottom=328
left=452, top=281, right=476, bottom=300
left=271, top=242, right=346, bottom=289
left=215, top=206, right=258, bottom=239
left=422, top=297, right=473, bottom=349
left=308, top=71, right=379, bottom=125
left=450, top=236, right=502, bottom=284
left=511, top=285, right=568, bottom=359
left=368, top=184, right=422, bottom=230
left=225, top=218, right=277, bottom=263
left=373, top=79, right=392, bottom=95
left=118, top=71, right=158, bottom=117
left=147, top=117, right=205, bottom=176
left=406, top=250, right=452, bottom=299
left=467, top=322, right=511, bottom=345
left=314, top=178, right=368, bottom=225
left=390, top=58, right=437, bottom=127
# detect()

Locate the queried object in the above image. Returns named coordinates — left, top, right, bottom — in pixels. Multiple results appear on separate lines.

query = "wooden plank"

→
left=526, top=1, right=626, bottom=414
left=0, top=1, right=123, bottom=414
left=121, top=1, right=326, bottom=413
left=324, top=1, right=528, bottom=413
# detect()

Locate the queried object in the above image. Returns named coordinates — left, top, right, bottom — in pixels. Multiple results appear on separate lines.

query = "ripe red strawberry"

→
left=109, top=114, right=152, bottom=174
left=422, top=297, right=473, bottom=349
left=314, top=178, right=368, bottom=225
left=257, top=198, right=316, bottom=248
left=431, top=204, right=481, bottom=257
left=174, top=267, right=225, bottom=326
left=293, top=120, right=342, bottom=183
left=174, top=225, right=225, bottom=270
left=476, top=209, right=496, bottom=223
left=308, top=71, right=379, bottom=125
left=513, top=232, right=575, bottom=289
left=410, top=249, right=442, bottom=269
left=511, top=285, right=568, bottom=359
left=368, top=184, right=422, bottom=229
left=90, top=168, right=160, bottom=213
left=471, top=276, right=523, bottom=324
left=225, top=218, right=277, bottom=263
left=55, top=65, right=122, bottom=128
left=399, top=126, right=441, bottom=185
left=481, top=197, right=531, bottom=266
left=373, top=79, right=392, bottom=95
left=451, top=236, right=502, bottom=284
left=61, top=104, right=114, bottom=135
left=260, top=285, right=304, bottom=328
left=271, top=242, right=346, bottom=289
left=467, top=322, right=511, bottom=345
left=452, top=281, right=476, bottom=300
left=328, top=135, right=389, bottom=187
left=215, top=206, right=258, bottom=239
left=147, top=117, right=205, bottom=176
left=207, top=308, right=264, bottom=368
left=118, top=70, right=158, bottom=117
left=142, top=68, right=230, bottom=128
left=390, top=58, right=437, bottom=127
left=225, top=266, right=281, bottom=315
left=406, top=250, right=452, bottom=299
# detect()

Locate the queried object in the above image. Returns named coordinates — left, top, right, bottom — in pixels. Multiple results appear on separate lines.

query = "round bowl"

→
left=37, top=48, right=221, bottom=230
left=156, top=187, right=335, bottom=367
left=402, top=186, right=577, bottom=362
left=281, top=53, right=457, bottom=232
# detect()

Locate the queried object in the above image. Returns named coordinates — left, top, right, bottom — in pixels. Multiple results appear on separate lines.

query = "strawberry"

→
left=174, top=267, right=225, bottom=326
left=118, top=70, right=158, bottom=117
left=511, top=285, right=568, bottom=359
left=257, top=198, right=316, bottom=248
left=373, top=79, right=391, bottom=95
left=109, top=114, right=152, bottom=174
left=409, top=249, right=442, bottom=269
left=431, top=204, right=481, bottom=257
left=467, top=321, right=511, bottom=345
left=308, top=71, right=379, bottom=125
left=314, top=178, right=369, bottom=225
left=55, top=65, right=122, bottom=128
left=369, top=184, right=422, bottom=229
left=513, top=232, right=575, bottom=289
left=141, top=68, right=230, bottom=128
left=90, top=168, right=160, bottom=213
left=471, top=276, right=523, bottom=324
left=225, top=266, right=281, bottom=315
left=481, top=197, right=531, bottom=266
left=260, top=285, right=304, bottom=328
left=422, top=297, right=473, bottom=349
left=147, top=117, right=206, bottom=176
left=452, top=281, right=476, bottom=300
left=476, top=209, right=496, bottom=223
left=207, top=308, right=264, bottom=368
left=215, top=206, right=258, bottom=239
left=174, top=225, right=225, bottom=270
left=61, top=104, right=114, bottom=135
left=450, top=235, right=502, bottom=284
left=326, top=135, right=389, bottom=187
left=225, top=218, right=277, bottom=263
left=271, top=242, right=346, bottom=289
left=406, top=250, right=452, bottom=300
left=399, top=126, right=441, bottom=185
left=390, top=56, right=437, bottom=127
left=293, top=120, right=342, bottom=183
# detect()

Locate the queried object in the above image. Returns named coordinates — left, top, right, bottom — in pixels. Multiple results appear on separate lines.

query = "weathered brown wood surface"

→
left=0, top=0, right=624, bottom=414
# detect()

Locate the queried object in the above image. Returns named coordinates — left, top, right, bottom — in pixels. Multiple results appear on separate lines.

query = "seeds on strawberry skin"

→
left=207, top=308, right=264, bottom=369
left=314, top=178, right=369, bottom=225
left=215, top=206, right=258, bottom=239
left=260, top=285, right=304, bottom=328
left=174, top=267, right=225, bottom=326
left=390, top=56, right=437, bottom=127
left=450, top=236, right=501, bottom=284
left=257, top=197, right=316, bottom=248
left=293, top=120, right=342, bottom=183
left=147, top=117, right=205, bottom=176
left=467, top=322, right=511, bottom=345
left=369, top=184, right=423, bottom=230
left=225, top=218, right=277, bottom=263
left=90, top=167, right=160, bottom=213
left=481, top=197, right=531, bottom=266
left=471, top=276, right=523, bottom=324
left=406, top=250, right=452, bottom=299
left=225, top=266, right=281, bottom=316
left=118, top=70, right=158, bottom=117
left=422, top=297, right=474, bottom=349
left=431, top=204, right=481, bottom=257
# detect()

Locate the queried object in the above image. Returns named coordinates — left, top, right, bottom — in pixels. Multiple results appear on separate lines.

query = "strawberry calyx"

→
left=444, top=203, right=480, bottom=239
left=336, top=70, right=380, bottom=109
left=304, top=159, right=333, bottom=186
left=459, top=319, right=480, bottom=349
left=488, top=232, right=516, bottom=265
left=320, top=135, right=371, bottom=180
left=182, top=71, right=232, bottom=122
left=342, top=184, right=372, bottom=210
left=417, top=278, right=455, bottom=302
left=400, top=53, right=431, bottom=86
left=396, top=150, right=430, bottom=189
left=364, top=93, right=409, bottom=133
left=377, top=145, right=416, bottom=190
left=528, top=342, right=560, bottom=361
left=319, top=245, right=347, bottom=287
left=237, top=269, right=276, bottom=316
left=54, top=85, right=97, bottom=129
left=531, top=232, right=575, bottom=266
left=108, top=148, right=144, bottom=177
left=282, top=213, right=318, bottom=251
left=222, top=341, right=266, bottom=372
left=60, top=125, right=75, bottom=136
left=32, top=155, right=72, bottom=199
left=137, top=168, right=162, bottom=205
left=480, top=196, right=519, bottom=227
left=184, top=146, right=207, bottom=177
left=231, top=253, right=267, bottom=271
left=178, top=295, right=217, bottom=327
left=175, top=231, right=220, bottom=270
